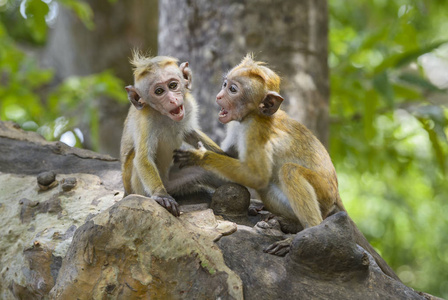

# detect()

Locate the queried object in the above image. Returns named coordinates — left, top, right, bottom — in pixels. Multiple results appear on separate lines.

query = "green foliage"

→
left=330, top=0, right=448, bottom=297
left=58, top=0, right=94, bottom=30
left=0, top=0, right=126, bottom=150
left=46, top=71, right=127, bottom=148
left=22, top=0, right=49, bottom=43
left=0, top=20, right=53, bottom=124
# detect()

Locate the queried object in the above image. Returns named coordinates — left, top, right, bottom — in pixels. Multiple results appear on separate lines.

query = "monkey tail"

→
left=334, top=201, right=402, bottom=282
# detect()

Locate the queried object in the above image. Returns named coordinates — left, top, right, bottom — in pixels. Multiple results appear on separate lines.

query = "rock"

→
left=9, top=241, right=59, bottom=299
left=216, top=213, right=427, bottom=300
left=0, top=121, right=121, bottom=191
left=0, top=172, right=123, bottom=299
left=289, top=212, right=370, bottom=276
left=19, top=196, right=63, bottom=224
left=0, top=121, right=123, bottom=300
left=60, top=177, right=77, bottom=192
left=0, top=121, right=441, bottom=300
left=49, top=195, right=243, bottom=299
left=37, top=171, right=58, bottom=191
left=211, top=183, right=251, bottom=216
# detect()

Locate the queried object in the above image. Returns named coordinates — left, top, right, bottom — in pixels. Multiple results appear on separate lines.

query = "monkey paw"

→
left=263, top=237, right=293, bottom=257
left=152, top=194, right=180, bottom=217
left=173, top=149, right=201, bottom=168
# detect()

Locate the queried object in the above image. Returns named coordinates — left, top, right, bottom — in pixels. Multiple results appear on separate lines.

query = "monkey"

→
left=173, top=54, right=401, bottom=281
left=120, top=51, right=225, bottom=217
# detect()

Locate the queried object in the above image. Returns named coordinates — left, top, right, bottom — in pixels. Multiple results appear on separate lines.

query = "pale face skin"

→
left=146, top=65, right=186, bottom=122
left=216, top=77, right=247, bottom=124
left=126, top=65, right=188, bottom=122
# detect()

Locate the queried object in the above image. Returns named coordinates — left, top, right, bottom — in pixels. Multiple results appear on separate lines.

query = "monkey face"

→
left=216, top=78, right=251, bottom=124
left=216, top=79, right=236, bottom=124
left=143, top=66, right=187, bottom=122
left=216, top=61, right=285, bottom=123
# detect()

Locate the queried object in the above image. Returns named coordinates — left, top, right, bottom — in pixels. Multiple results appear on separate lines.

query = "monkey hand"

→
left=173, top=142, right=207, bottom=169
left=263, top=237, right=293, bottom=257
left=152, top=194, right=180, bottom=217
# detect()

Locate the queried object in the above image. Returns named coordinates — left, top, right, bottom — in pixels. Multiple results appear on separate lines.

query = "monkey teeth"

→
left=170, top=105, right=183, bottom=116
left=219, top=108, right=228, bottom=118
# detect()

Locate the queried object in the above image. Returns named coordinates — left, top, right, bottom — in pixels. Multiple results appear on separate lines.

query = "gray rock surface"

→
left=50, top=195, right=242, bottom=299
left=211, top=183, right=251, bottom=217
left=0, top=121, right=440, bottom=299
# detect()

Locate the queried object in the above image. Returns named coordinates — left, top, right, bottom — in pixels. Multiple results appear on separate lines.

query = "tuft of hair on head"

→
left=234, top=53, right=281, bottom=93
left=129, top=49, right=179, bottom=81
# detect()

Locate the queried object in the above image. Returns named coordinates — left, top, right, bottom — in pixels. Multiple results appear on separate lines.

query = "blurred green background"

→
left=1, top=0, right=447, bottom=297
left=330, top=1, right=448, bottom=297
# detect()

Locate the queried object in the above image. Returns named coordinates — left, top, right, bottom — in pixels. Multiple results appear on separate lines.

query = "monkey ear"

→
left=179, top=62, right=192, bottom=89
left=125, top=85, right=145, bottom=110
left=259, top=91, right=284, bottom=116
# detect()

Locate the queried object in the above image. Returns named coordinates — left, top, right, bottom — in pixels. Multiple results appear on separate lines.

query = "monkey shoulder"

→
left=268, top=113, right=333, bottom=170
left=273, top=112, right=322, bottom=146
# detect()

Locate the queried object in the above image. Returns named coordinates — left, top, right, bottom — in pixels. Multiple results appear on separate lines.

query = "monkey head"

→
left=125, top=54, right=192, bottom=122
left=216, top=54, right=284, bottom=124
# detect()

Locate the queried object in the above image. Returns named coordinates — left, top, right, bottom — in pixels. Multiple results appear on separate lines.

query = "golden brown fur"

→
left=174, top=54, right=400, bottom=281
left=121, top=53, right=224, bottom=216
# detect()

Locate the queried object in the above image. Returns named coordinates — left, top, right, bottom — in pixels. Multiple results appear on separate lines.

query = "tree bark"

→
left=158, top=0, right=329, bottom=145
left=41, top=0, right=159, bottom=157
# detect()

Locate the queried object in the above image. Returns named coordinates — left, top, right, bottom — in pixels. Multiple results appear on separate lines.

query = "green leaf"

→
left=24, top=0, right=50, bottom=43
left=398, top=73, right=446, bottom=93
left=392, top=84, right=422, bottom=101
left=96, top=71, right=127, bottom=103
left=373, top=72, right=394, bottom=107
left=363, top=89, right=378, bottom=140
left=359, top=28, right=388, bottom=51
left=373, top=40, right=448, bottom=75
left=57, top=0, right=95, bottom=30
left=418, top=117, right=446, bottom=175
left=89, top=108, right=99, bottom=151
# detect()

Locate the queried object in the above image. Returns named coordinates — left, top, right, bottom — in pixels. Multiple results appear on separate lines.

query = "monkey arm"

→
left=120, top=124, right=136, bottom=196
left=174, top=147, right=271, bottom=189
left=134, top=147, right=167, bottom=196
left=133, top=149, right=180, bottom=216
left=165, top=165, right=229, bottom=195
left=121, top=148, right=135, bottom=196
left=184, top=130, right=228, bottom=155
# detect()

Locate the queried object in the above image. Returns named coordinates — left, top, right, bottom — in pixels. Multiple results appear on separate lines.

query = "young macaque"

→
left=174, top=54, right=400, bottom=281
left=120, top=51, right=224, bottom=217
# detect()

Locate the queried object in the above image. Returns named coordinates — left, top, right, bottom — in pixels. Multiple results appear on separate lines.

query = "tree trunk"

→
left=158, top=0, right=329, bottom=145
left=41, top=0, right=159, bottom=157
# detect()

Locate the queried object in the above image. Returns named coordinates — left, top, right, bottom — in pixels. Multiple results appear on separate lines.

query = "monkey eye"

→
left=229, top=84, right=238, bottom=93
left=223, top=80, right=228, bottom=88
left=155, top=88, right=164, bottom=95
left=168, top=81, right=178, bottom=90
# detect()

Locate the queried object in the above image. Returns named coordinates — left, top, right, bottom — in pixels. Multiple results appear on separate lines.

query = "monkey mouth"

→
left=169, top=105, right=184, bottom=121
left=170, top=105, right=183, bottom=116
left=218, top=107, right=228, bottom=118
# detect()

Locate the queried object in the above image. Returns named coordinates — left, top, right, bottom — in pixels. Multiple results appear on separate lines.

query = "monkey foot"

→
left=152, top=194, right=180, bottom=217
left=263, top=237, right=293, bottom=257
